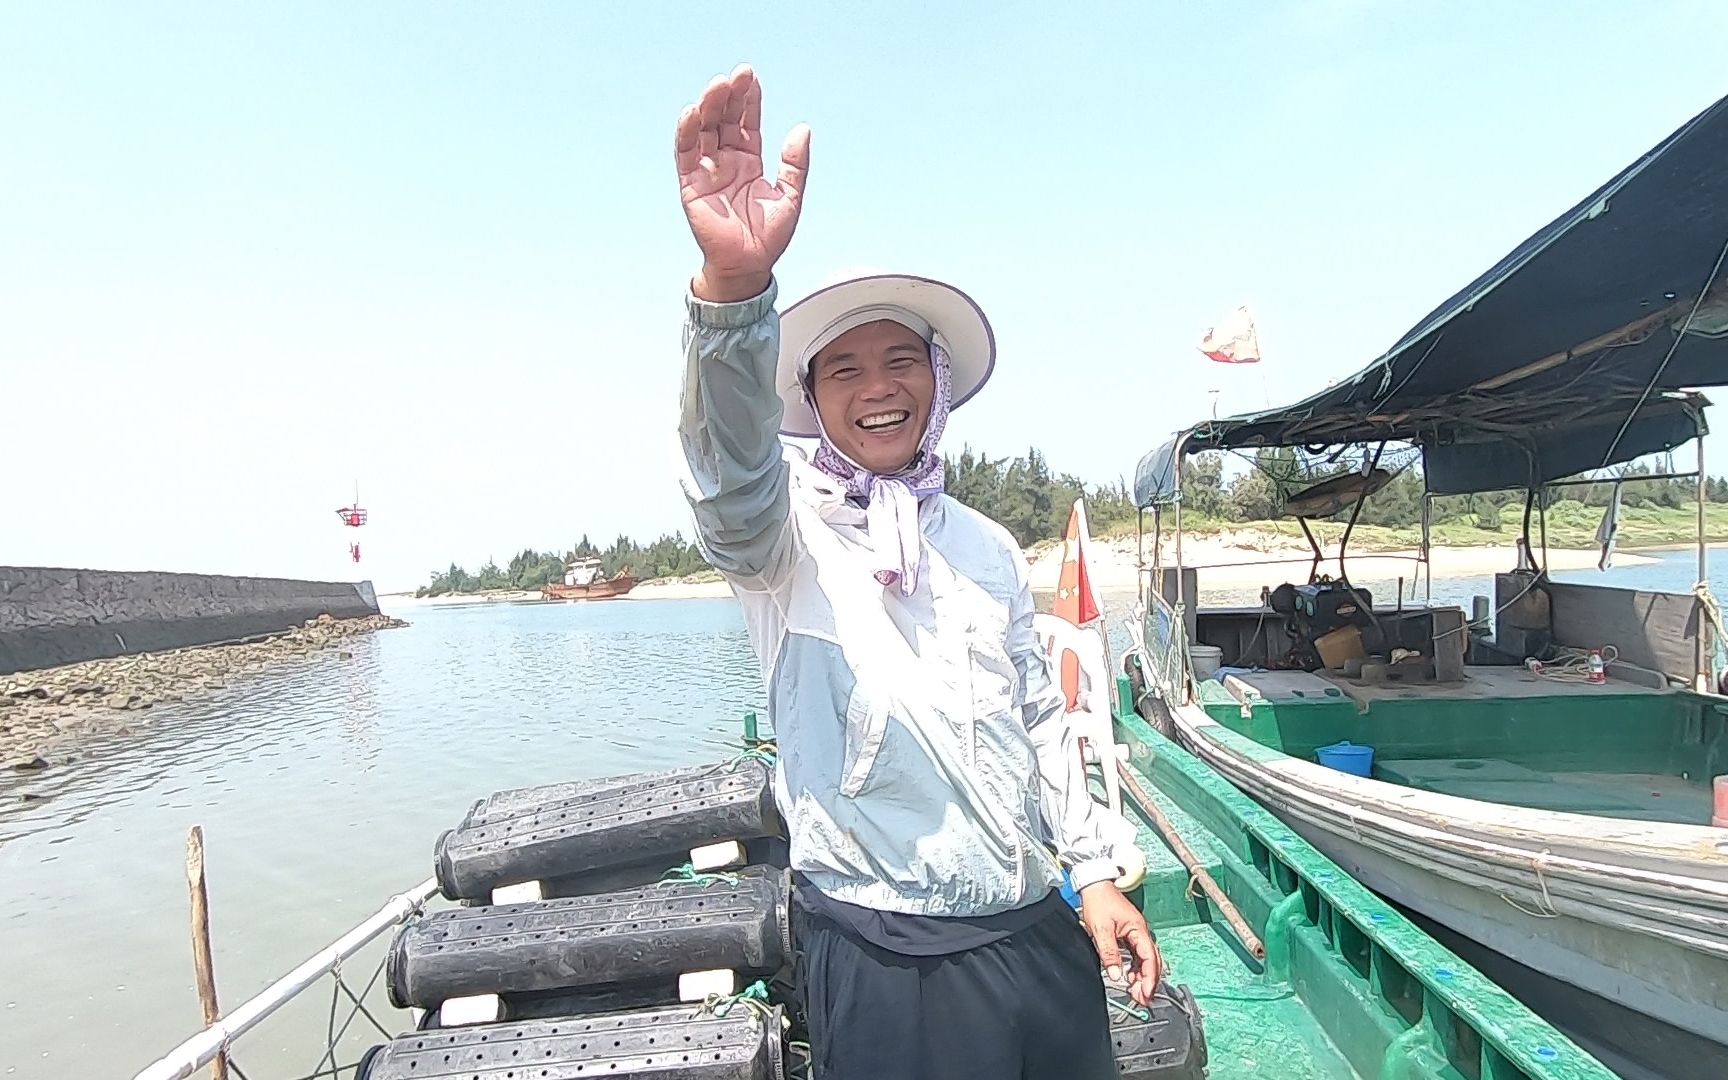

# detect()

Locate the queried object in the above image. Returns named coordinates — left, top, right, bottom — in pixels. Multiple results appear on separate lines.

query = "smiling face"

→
left=807, top=319, right=936, bottom=473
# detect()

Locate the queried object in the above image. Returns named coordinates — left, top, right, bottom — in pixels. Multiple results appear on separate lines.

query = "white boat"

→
left=1123, top=89, right=1728, bottom=1079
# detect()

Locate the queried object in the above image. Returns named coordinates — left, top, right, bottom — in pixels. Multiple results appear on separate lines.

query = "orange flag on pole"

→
left=1053, top=498, right=1101, bottom=627
left=1052, top=499, right=1101, bottom=709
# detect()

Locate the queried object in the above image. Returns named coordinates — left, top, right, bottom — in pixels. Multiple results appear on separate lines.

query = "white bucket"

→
left=1189, top=644, right=1224, bottom=682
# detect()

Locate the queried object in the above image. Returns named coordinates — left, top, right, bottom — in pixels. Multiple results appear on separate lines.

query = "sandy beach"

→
left=1024, top=533, right=1648, bottom=593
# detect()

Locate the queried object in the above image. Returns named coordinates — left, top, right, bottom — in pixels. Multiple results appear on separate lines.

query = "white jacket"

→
left=677, top=279, right=1127, bottom=916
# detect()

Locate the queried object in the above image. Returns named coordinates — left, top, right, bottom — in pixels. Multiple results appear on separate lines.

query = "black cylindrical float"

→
left=434, top=760, right=779, bottom=902
left=390, top=865, right=791, bottom=1010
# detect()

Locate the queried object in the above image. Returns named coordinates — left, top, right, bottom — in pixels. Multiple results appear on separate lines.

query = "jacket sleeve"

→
left=1007, top=551, right=1135, bottom=894
left=676, top=278, right=798, bottom=587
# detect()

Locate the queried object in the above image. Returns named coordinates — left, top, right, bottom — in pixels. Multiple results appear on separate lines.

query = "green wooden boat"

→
left=1123, top=91, right=1728, bottom=1079
left=1104, top=679, right=1619, bottom=1079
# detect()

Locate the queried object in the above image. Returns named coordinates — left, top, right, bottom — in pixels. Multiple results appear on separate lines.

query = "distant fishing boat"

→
left=542, top=557, right=636, bottom=601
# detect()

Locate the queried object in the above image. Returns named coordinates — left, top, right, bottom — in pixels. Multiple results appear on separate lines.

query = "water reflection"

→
left=0, top=597, right=762, bottom=1079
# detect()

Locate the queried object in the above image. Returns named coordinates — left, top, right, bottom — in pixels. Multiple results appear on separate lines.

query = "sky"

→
left=4, top=1, right=1726, bottom=593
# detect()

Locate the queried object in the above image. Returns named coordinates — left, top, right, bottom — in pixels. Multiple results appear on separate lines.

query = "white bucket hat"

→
left=777, top=273, right=996, bottom=438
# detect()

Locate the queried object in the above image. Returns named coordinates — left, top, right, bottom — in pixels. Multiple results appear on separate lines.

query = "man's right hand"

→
left=676, top=64, right=811, bottom=304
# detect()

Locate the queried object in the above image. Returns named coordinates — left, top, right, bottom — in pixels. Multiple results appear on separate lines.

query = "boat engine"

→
left=1270, top=580, right=1374, bottom=670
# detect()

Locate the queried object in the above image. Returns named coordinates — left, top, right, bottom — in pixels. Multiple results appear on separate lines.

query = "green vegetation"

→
left=943, top=447, right=1138, bottom=547
left=415, top=449, right=1728, bottom=595
left=1161, top=450, right=1728, bottom=550
left=415, top=534, right=711, bottom=598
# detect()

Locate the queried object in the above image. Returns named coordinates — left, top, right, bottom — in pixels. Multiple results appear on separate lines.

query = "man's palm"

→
left=676, top=65, right=809, bottom=283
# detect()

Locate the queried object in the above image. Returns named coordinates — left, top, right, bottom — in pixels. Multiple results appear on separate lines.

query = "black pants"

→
left=794, top=902, right=1119, bottom=1080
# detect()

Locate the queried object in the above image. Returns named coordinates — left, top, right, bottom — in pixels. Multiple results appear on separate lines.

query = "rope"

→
left=1431, top=571, right=1543, bottom=642
left=702, top=744, right=778, bottom=778
left=692, top=979, right=771, bottom=1020
left=1525, top=645, right=1619, bottom=683
left=1499, top=850, right=1560, bottom=920
left=1108, top=997, right=1152, bottom=1023
left=657, top=862, right=740, bottom=889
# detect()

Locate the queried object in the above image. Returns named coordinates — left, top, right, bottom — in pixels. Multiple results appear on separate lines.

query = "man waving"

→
left=675, top=64, right=1160, bottom=1079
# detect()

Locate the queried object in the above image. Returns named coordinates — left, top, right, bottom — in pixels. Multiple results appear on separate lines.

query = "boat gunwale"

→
left=1172, top=704, right=1728, bottom=892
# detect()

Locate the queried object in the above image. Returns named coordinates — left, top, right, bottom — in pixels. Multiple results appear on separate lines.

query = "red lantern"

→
left=336, top=496, right=368, bottom=564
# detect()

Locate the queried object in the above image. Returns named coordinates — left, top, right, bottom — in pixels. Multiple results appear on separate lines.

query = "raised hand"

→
left=676, top=64, right=810, bottom=303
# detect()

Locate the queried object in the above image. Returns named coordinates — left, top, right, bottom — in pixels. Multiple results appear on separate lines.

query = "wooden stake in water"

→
left=185, top=826, right=228, bottom=1080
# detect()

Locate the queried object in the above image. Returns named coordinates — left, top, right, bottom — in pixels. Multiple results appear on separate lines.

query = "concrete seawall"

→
left=0, top=566, right=380, bottom=675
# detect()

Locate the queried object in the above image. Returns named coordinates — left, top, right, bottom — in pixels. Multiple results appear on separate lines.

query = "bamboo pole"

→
left=134, top=877, right=438, bottom=1080
left=185, top=826, right=227, bottom=1080
left=1116, top=762, right=1267, bottom=961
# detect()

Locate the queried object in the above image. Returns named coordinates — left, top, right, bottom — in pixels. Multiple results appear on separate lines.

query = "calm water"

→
left=1, top=549, right=1719, bottom=1078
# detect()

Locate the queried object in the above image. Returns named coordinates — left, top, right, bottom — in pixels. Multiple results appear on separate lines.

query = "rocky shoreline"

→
left=1, top=613, right=407, bottom=773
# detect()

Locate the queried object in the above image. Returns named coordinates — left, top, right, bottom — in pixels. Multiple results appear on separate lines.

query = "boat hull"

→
left=541, top=576, right=637, bottom=601
left=1157, top=699, right=1728, bottom=1076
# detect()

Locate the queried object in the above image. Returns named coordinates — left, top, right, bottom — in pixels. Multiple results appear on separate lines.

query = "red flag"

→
left=1198, top=305, right=1262, bottom=364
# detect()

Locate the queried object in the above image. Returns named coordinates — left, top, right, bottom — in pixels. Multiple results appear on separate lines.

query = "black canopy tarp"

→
left=1138, top=90, right=1728, bottom=502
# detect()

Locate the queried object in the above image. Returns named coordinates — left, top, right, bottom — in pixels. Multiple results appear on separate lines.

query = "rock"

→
left=20, top=792, right=45, bottom=802
left=337, top=650, right=353, bottom=660
left=10, top=757, right=49, bottom=772
left=105, top=693, right=134, bottom=710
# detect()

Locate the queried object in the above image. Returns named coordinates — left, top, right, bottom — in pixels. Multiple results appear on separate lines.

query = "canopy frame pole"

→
left=1538, top=488, right=1549, bottom=574
left=1174, top=459, right=1184, bottom=584
left=1698, top=426, right=1710, bottom=691
left=1334, top=441, right=1386, bottom=582
left=1151, top=507, right=1162, bottom=580
left=1134, top=507, right=1145, bottom=611
left=1296, top=517, right=1324, bottom=583
left=1519, top=489, right=1536, bottom=570
left=1421, top=493, right=1433, bottom=609
left=1698, top=429, right=1709, bottom=588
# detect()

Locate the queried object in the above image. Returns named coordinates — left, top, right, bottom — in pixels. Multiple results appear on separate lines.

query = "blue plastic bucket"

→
left=1316, top=741, right=1375, bottom=777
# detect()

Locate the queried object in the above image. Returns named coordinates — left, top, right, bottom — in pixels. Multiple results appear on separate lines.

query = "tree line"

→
left=1177, top=448, right=1726, bottom=532
left=416, top=535, right=709, bottom=597
left=415, top=446, right=1727, bottom=595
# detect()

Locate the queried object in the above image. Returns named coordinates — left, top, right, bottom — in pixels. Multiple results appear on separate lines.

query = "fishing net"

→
left=220, top=932, right=406, bottom=1080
